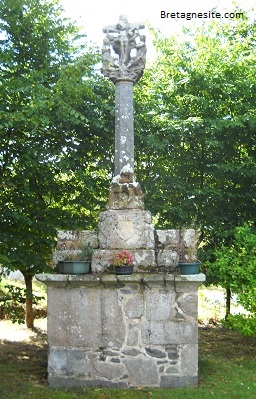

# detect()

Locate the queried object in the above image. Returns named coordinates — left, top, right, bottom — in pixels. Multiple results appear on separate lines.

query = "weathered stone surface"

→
left=142, top=320, right=198, bottom=345
left=123, top=355, right=159, bottom=386
left=166, top=345, right=180, bottom=361
left=36, top=273, right=205, bottom=388
left=48, top=376, right=87, bottom=388
left=180, top=344, right=198, bottom=375
left=155, top=229, right=199, bottom=262
left=156, top=250, right=179, bottom=271
left=101, top=289, right=126, bottom=348
left=143, top=273, right=174, bottom=288
left=126, top=323, right=140, bottom=346
left=89, top=358, right=126, bottom=380
left=110, top=358, right=121, bottom=363
left=183, top=229, right=199, bottom=248
left=145, top=290, right=175, bottom=321
left=114, top=82, right=134, bottom=174
left=107, top=180, right=144, bottom=210
left=102, top=15, right=146, bottom=84
left=122, top=348, right=141, bottom=356
left=98, top=209, right=155, bottom=250
left=155, top=230, right=180, bottom=249
left=145, top=348, right=167, bottom=359
left=179, top=229, right=199, bottom=262
left=48, top=348, right=87, bottom=376
left=177, top=293, right=198, bottom=319
left=57, top=230, right=80, bottom=243
left=80, top=231, right=99, bottom=248
left=91, top=249, right=114, bottom=272
left=49, top=376, right=128, bottom=388
left=174, top=276, right=206, bottom=293
left=123, top=294, right=143, bottom=319
left=56, top=230, right=98, bottom=249
left=133, top=250, right=156, bottom=270
left=160, top=375, right=198, bottom=388
left=37, top=273, right=204, bottom=288
left=91, top=249, right=156, bottom=272
left=47, top=287, right=103, bottom=348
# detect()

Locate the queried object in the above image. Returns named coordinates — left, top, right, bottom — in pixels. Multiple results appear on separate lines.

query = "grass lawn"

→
left=0, top=325, right=255, bottom=399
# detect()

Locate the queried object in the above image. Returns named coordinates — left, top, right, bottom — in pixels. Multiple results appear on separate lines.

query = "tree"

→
left=205, top=223, right=256, bottom=335
left=133, top=16, right=256, bottom=318
left=134, top=16, right=256, bottom=241
left=0, top=0, right=114, bottom=327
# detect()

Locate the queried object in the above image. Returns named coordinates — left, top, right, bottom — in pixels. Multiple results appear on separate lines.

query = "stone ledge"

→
left=36, top=273, right=205, bottom=288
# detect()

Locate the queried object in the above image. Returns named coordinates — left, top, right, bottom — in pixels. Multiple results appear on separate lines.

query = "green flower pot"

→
left=58, top=261, right=91, bottom=275
left=178, top=262, right=200, bottom=275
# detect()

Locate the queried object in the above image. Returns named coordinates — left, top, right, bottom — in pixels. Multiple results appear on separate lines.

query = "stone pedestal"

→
left=91, top=209, right=156, bottom=272
left=98, top=209, right=155, bottom=249
left=36, top=273, right=205, bottom=388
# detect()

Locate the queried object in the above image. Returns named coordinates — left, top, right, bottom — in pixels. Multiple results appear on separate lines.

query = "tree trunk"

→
left=225, top=287, right=231, bottom=321
left=23, top=273, right=34, bottom=329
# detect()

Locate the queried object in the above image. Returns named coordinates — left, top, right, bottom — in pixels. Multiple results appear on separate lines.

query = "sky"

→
left=60, top=0, right=255, bottom=52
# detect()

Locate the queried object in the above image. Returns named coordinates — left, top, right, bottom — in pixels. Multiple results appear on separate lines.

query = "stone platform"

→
left=36, top=272, right=205, bottom=388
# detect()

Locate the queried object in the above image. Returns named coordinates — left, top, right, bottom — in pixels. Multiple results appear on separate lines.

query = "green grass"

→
left=0, top=327, right=256, bottom=399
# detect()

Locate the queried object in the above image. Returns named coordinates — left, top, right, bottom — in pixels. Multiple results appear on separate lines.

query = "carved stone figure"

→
left=102, top=15, right=146, bottom=83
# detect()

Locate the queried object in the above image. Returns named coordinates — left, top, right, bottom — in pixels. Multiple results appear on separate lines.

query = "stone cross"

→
left=102, top=15, right=146, bottom=84
left=102, top=15, right=146, bottom=195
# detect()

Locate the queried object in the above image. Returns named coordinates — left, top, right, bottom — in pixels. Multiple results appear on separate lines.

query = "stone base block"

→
left=155, top=229, right=199, bottom=262
left=156, top=250, right=179, bottom=271
left=37, top=273, right=206, bottom=389
left=92, top=249, right=156, bottom=272
left=98, top=209, right=155, bottom=249
left=155, top=229, right=180, bottom=249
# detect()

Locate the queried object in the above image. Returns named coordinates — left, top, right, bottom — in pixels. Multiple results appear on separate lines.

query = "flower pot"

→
left=178, top=262, right=200, bottom=275
left=58, top=261, right=91, bottom=275
left=115, top=265, right=134, bottom=275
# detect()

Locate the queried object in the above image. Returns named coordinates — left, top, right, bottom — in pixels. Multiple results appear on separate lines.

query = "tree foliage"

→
left=206, top=223, right=256, bottom=336
left=134, top=16, right=256, bottom=244
left=133, top=15, right=256, bottom=322
left=0, top=0, right=114, bottom=326
left=207, top=224, right=256, bottom=312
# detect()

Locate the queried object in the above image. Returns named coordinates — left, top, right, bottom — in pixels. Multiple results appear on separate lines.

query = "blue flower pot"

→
left=115, top=265, right=134, bottom=275
left=178, top=262, right=200, bottom=275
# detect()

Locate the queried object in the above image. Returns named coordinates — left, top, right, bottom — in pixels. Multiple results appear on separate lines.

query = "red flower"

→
left=112, top=250, right=134, bottom=267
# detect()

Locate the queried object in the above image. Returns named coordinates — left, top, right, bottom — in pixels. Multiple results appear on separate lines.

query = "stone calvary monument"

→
left=93, top=15, right=154, bottom=271
left=37, top=16, right=205, bottom=389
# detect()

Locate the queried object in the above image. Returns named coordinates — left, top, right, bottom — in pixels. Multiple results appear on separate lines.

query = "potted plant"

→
left=112, top=250, right=134, bottom=275
left=178, top=230, right=201, bottom=275
left=58, top=244, right=94, bottom=275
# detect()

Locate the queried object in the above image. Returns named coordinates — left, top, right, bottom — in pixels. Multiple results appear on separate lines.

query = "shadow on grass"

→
left=0, top=335, right=48, bottom=399
left=0, top=326, right=256, bottom=399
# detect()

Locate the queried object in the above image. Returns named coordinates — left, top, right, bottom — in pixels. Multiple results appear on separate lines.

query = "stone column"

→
left=101, top=14, right=146, bottom=178
left=115, top=80, right=134, bottom=176
left=101, top=16, right=147, bottom=210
